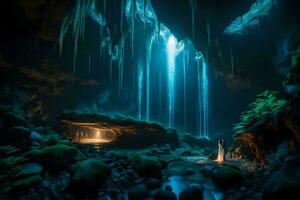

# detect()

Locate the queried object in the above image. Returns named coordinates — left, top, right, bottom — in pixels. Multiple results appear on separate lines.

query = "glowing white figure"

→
left=215, top=138, right=225, bottom=163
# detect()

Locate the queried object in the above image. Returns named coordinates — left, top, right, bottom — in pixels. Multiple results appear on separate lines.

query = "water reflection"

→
left=162, top=176, right=223, bottom=200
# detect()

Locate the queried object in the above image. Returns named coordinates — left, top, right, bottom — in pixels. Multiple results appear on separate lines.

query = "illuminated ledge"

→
left=57, top=111, right=180, bottom=148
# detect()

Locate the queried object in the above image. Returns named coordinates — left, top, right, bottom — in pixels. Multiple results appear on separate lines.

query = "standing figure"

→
left=216, top=137, right=225, bottom=163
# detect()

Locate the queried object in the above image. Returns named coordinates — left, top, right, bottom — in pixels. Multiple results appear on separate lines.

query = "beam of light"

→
left=161, top=23, right=184, bottom=127
left=138, top=62, right=143, bottom=120
left=202, top=59, right=209, bottom=139
left=195, top=52, right=209, bottom=139
left=167, top=35, right=177, bottom=127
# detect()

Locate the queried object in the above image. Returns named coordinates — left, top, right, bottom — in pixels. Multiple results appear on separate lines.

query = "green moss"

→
left=212, top=166, right=245, bottom=190
left=70, top=159, right=109, bottom=196
left=129, top=154, right=162, bottom=178
left=3, top=175, right=42, bottom=193
left=45, top=134, right=61, bottom=146
left=25, top=144, right=78, bottom=171
left=233, top=90, right=288, bottom=134
left=72, top=159, right=109, bottom=185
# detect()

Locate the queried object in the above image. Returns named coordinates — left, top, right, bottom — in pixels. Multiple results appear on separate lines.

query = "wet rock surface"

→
left=0, top=106, right=300, bottom=200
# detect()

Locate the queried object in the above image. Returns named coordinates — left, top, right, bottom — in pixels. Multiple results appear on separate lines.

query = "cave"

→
left=0, top=0, right=300, bottom=199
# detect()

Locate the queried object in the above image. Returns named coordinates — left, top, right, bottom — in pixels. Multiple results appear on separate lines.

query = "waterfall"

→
left=195, top=52, right=209, bottom=139
left=59, top=0, right=211, bottom=139
left=182, top=48, right=187, bottom=131
left=145, top=37, right=154, bottom=121
left=202, top=59, right=209, bottom=138
left=137, top=61, right=143, bottom=120
left=167, top=35, right=177, bottom=127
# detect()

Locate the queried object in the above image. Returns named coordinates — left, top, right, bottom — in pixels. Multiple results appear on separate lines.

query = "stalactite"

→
left=59, top=16, right=70, bottom=55
left=131, top=0, right=135, bottom=58
left=137, top=61, right=143, bottom=120
left=231, top=50, right=234, bottom=77
left=103, top=0, right=107, bottom=15
left=88, top=53, right=91, bottom=73
left=120, top=0, right=124, bottom=33
left=206, top=19, right=211, bottom=48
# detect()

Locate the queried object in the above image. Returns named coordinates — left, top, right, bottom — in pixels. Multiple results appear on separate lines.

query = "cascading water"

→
left=195, top=52, right=209, bottom=138
left=182, top=47, right=187, bottom=131
left=145, top=37, right=154, bottom=121
left=202, top=59, right=209, bottom=138
left=59, top=0, right=211, bottom=139
left=137, top=61, right=144, bottom=120
left=166, top=35, right=177, bottom=127
left=160, top=24, right=184, bottom=127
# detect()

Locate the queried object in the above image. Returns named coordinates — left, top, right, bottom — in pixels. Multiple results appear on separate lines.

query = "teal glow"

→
left=167, top=35, right=177, bottom=127
left=202, top=59, right=209, bottom=139
left=138, top=62, right=143, bottom=120
left=195, top=52, right=209, bottom=139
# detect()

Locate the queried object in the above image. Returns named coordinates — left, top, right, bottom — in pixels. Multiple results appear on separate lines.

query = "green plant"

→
left=233, top=90, right=288, bottom=134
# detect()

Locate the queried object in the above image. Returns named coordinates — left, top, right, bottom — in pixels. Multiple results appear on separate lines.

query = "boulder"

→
left=128, top=184, right=149, bottom=200
left=179, top=185, right=203, bottom=200
left=2, top=175, right=42, bottom=193
left=30, top=131, right=43, bottom=143
left=17, top=163, right=43, bottom=177
left=26, top=144, right=78, bottom=171
left=45, top=134, right=61, bottom=146
left=211, top=165, right=245, bottom=190
left=182, top=134, right=214, bottom=148
left=284, top=154, right=300, bottom=170
left=70, top=159, right=110, bottom=197
left=0, top=111, right=29, bottom=129
left=130, top=154, right=162, bottom=178
left=263, top=170, right=300, bottom=200
left=146, top=178, right=162, bottom=190
left=154, top=190, right=177, bottom=200
left=6, top=127, right=31, bottom=148
left=276, top=142, right=292, bottom=161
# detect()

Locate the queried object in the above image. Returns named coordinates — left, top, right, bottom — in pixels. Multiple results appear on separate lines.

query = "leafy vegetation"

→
left=233, top=90, right=288, bottom=134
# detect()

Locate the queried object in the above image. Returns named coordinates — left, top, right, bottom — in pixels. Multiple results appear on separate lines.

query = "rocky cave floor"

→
left=1, top=110, right=300, bottom=200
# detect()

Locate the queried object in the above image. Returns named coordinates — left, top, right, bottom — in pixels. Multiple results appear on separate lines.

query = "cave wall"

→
left=0, top=0, right=299, bottom=140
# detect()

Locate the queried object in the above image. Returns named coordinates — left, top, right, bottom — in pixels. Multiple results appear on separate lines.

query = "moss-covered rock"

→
left=154, top=189, right=177, bottom=200
left=211, top=165, right=245, bottom=190
left=0, top=146, right=21, bottom=157
left=45, top=134, right=61, bottom=146
left=1, top=175, right=42, bottom=194
left=17, top=163, right=43, bottom=177
left=6, top=126, right=31, bottom=148
left=0, top=111, right=29, bottom=129
left=179, top=185, right=203, bottom=200
left=70, top=159, right=110, bottom=197
left=26, top=144, right=78, bottom=171
left=129, top=154, right=162, bottom=178
left=263, top=170, right=300, bottom=200
left=128, top=184, right=149, bottom=200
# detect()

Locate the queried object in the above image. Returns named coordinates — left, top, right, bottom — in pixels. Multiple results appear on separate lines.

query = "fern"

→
left=233, top=90, right=288, bottom=134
